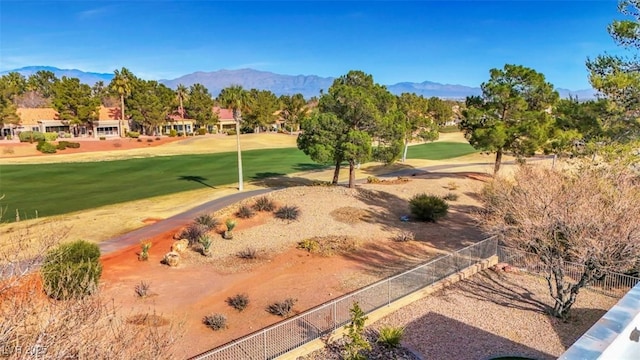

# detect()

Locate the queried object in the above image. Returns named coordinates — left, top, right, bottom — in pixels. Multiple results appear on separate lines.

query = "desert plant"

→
left=443, top=192, right=459, bottom=201
left=155, top=137, right=161, bottom=140
left=446, top=181, right=459, bottom=190
left=178, top=222, right=207, bottom=245
left=203, top=313, right=227, bottom=331
left=235, top=205, right=255, bottom=219
left=36, top=141, right=57, bottom=154
left=99, top=136, right=106, bottom=140
left=343, top=302, right=371, bottom=360
left=376, top=326, right=404, bottom=348
left=409, top=193, right=449, bottom=222
left=195, top=214, right=219, bottom=230
left=41, top=240, right=102, bottom=300
left=237, top=247, right=257, bottom=259
left=126, top=131, right=140, bottom=138
left=252, top=196, right=276, bottom=212
left=266, top=298, right=297, bottom=317
left=139, top=240, right=151, bottom=261
left=297, top=239, right=320, bottom=252
left=223, top=219, right=236, bottom=239
left=275, top=205, right=300, bottom=221
left=226, top=293, right=250, bottom=312
left=199, top=235, right=213, bottom=256
left=393, top=231, right=414, bottom=242
left=134, top=281, right=151, bottom=298
left=366, top=176, right=381, bottom=184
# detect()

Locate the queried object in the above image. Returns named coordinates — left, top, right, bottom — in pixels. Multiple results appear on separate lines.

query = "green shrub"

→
left=195, top=214, right=219, bottom=230
left=344, top=302, right=371, bottom=360
left=236, top=205, right=255, bottom=219
left=197, top=128, right=207, bottom=135
left=275, top=205, right=300, bottom=221
left=36, top=141, right=57, bottom=154
left=146, top=138, right=153, bottom=143
left=127, top=131, right=140, bottom=138
left=41, top=240, right=102, bottom=300
left=367, top=176, right=381, bottom=184
left=155, top=137, right=161, bottom=140
left=44, top=132, right=58, bottom=141
left=18, top=131, right=45, bottom=143
left=226, top=293, right=250, bottom=312
left=266, top=298, right=297, bottom=317
left=443, top=192, right=459, bottom=201
left=226, top=129, right=237, bottom=136
left=168, top=129, right=177, bottom=137
left=376, top=326, right=404, bottom=348
left=252, top=196, right=276, bottom=212
left=409, top=194, right=449, bottom=222
left=203, top=314, right=227, bottom=331
left=177, top=132, right=184, bottom=137
left=56, top=141, right=80, bottom=150
left=99, top=136, right=106, bottom=140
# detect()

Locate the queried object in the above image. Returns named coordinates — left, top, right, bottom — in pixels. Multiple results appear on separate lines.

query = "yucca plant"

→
left=139, top=241, right=152, bottom=261
left=376, top=326, right=404, bottom=348
left=199, top=235, right=213, bottom=256
left=223, top=219, right=236, bottom=239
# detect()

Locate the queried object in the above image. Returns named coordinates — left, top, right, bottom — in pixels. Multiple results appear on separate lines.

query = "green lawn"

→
left=0, top=142, right=476, bottom=221
left=407, top=141, right=477, bottom=160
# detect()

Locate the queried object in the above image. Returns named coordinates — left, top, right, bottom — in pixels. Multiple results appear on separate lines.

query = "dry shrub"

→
left=479, top=163, right=640, bottom=318
left=299, top=235, right=360, bottom=256
left=330, top=207, right=371, bottom=224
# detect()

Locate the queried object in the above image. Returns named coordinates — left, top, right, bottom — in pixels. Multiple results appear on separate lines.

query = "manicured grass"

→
left=1, top=142, right=476, bottom=221
left=407, top=141, right=477, bottom=160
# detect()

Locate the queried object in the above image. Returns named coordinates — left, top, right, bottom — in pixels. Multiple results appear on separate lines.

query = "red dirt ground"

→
left=0, top=136, right=185, bottom=158
left=99, top=216, right=436, bottom=359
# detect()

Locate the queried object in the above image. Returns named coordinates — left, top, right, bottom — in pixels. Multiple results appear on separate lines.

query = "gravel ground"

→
left=368, top=270, right=619, bottom=360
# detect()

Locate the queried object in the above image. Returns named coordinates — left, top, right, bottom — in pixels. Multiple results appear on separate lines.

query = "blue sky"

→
left=0, top=0, right=625, bottom=89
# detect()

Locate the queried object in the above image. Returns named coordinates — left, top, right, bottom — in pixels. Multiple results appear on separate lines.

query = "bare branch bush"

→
left=478, top=163, right=640, bottom=318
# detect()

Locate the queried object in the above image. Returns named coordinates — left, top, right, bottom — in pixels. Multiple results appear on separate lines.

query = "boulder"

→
left=491, top=262, right=510, bottom=272
left=171, top=239, right=189, bottom=253
left=163, top=252, right=180, bottom=267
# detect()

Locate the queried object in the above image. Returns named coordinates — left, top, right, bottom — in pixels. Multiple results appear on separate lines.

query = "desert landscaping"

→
left=1, top=132, right=626, bottom=360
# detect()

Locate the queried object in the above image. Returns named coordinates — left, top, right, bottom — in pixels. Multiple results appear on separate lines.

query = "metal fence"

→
left=497, top=246, right=640, bottom=297
left=190, top=237, right=498, bottom=360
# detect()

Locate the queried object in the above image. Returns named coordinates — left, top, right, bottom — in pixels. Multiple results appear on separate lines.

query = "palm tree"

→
left=110, top=68, right=133, bottom=137
left=218, top=85, right=250, bottom=191
left=175, top=84, right=189, bottom=135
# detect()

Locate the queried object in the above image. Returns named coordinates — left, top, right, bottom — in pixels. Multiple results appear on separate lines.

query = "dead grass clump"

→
left=127, top=313, right=170, bottom=327
left=330, top=207, right=371, bottom=224
left=299, top=235, right=360, bottom=256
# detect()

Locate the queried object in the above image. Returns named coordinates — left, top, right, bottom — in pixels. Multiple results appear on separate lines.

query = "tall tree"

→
left=185, top=83, right=217, bottom=132
left=175, top=84, right=189, bottom=134
left=218, top=85, right=251, bottom=191
left=127, top=79, right=173, bottom=135
left=51, top=76, right=100, bottom=130
left=460, top=64, right=559, bottom=173
left=397, top=93, right=439, bottom=162
left=586, top=0, right=640, bottom=140
left=299, top=70, right=400, bottom=188
left=0, top=74, right=22, bottom=134
left=427, top=96, right=454, bottom=126
left=244, top=89, right=279, bottom=132
left=109, top=67, right=134, bottom=136
left=279, top=93, right=307, bottom=134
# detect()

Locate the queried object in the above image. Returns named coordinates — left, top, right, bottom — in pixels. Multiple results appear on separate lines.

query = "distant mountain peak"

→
left=1, top=66, right=597, bottom=100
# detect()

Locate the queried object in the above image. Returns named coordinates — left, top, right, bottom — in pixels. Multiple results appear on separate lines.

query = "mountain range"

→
left=1, top=66, right=597, bottom=100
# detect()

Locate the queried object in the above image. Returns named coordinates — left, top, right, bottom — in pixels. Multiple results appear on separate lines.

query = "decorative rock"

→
left=171, top=239, right=189, bottom=253
left=163, top=252, right=180, bottom=267
left=491, top=262, right=510, bottom=272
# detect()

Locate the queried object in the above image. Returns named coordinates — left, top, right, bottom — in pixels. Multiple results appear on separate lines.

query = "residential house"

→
left=3, top=106, right=123, bottom=139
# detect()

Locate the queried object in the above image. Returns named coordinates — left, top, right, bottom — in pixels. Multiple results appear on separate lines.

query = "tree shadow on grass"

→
left=249, top=172, right=320, bottom=188
left=177, top=175, right=215, bottom=189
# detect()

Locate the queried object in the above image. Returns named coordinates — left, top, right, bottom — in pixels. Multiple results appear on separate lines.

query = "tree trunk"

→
left=120, top=94, right=126, bottom=137
left=348, top=160, right=356, bottom=188
left=235, top=120, right=243, bottom=191
left=493, top=149, right=503, bottom=174
left=332, top=159, right=341, bottom=185
left=402, top=139, right=409, bottom=163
